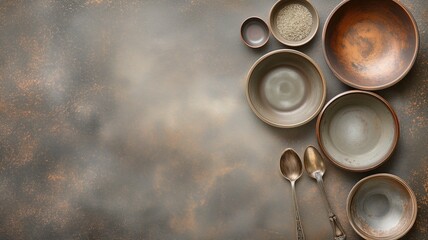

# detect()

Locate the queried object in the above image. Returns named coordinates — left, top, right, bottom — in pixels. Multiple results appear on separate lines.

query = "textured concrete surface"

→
left=0, top=0, right=426, bottom=239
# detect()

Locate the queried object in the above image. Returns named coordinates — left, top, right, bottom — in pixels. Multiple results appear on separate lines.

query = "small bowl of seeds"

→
left=269, top=0, right=319, bottom=47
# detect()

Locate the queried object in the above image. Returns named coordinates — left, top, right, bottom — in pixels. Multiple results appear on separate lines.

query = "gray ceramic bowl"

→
left=240, top=16, right=270, bottom=48
left=316, top=91, right=399, bottom=171
left=347, top=174, right=417, bottom=240
left=246, top=49, right=326, bottom=128
left=269, top=0, right=319, bottom=47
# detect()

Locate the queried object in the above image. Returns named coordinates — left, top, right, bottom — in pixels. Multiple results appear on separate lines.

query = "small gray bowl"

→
left=347, top=174, right=417, bottom=240
left=240, top=17, right=270, bottom=48
left=269, top=0, right=319, bottom=46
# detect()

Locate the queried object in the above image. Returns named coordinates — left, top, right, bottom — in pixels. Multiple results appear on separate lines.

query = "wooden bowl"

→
left=316, top=91, right=399, bottom=171
left=347, top=174, right=417, bottom=240
left=246, top=49, right=326, bottom=128
left=323, top=0, right=419, bottom=90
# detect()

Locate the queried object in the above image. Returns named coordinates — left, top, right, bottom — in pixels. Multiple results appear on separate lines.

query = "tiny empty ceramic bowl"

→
left=269, top=0, right=319, bottom=47
left=323, top=0, right=419, bottom=90
left=240, top=17, right=270, bottom=48
left=347, top=174, right=417, bottom=240
left=316, top=91, right=399, bottom=171
left=246, top=49, right=326, bottom=128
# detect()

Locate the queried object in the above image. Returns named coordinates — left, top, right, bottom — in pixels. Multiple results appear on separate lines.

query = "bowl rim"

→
left=240, top=16, right=270, bottom=49
left=322, top=0, right=420, bottom=91
left=346, top=173, right=418, bottom=240
left=316, top=90, right=400, bottom=171
left=269, top=0, right=320, bottom=47
left=246, top=49, right=327, bottom=128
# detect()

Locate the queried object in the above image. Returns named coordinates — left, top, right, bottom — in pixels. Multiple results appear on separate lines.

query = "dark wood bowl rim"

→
left=322, top=0, right=420, bottom=91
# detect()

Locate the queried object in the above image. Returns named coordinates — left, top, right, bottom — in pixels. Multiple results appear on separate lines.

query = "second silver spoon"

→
left=304, top=146, right=346, bottom=240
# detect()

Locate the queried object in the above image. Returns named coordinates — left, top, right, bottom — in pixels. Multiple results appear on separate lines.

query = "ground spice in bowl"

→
left=276, top=3, right=313, bottom=42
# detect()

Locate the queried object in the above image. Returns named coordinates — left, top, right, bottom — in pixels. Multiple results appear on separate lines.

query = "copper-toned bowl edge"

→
left=346, top=173, right=418, bottom=239
left=322, top=0, right=420, bottom=90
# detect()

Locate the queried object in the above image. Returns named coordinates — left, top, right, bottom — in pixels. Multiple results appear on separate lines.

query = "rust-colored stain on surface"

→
left=409, top=162, right=428, bottom=235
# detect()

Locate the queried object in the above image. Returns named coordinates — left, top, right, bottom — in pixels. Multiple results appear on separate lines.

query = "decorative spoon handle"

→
left=330, top=214, right=346, bottom=240
left=296, top=214, right=305, bottom=240
left=291, top=181, right=305, bottom=240
left=315, top=174, right=346, bottom=240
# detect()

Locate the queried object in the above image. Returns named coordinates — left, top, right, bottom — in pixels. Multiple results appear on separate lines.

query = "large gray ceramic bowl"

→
left=316, top=91, right=399, bottom=171
left=246, top=49, right=326, bottom=128
left=347, top=174, right=417, bottom=240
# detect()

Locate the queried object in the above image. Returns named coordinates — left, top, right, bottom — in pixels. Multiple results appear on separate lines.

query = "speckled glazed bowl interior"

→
left=317, top=91, right=399, bottom=171
left=269, top=0, right=319, bottom=46
left=347, top=174, right=417, bottom=239
left=246, top=49, right=326, bottom=128
left=323, top=0, right=419, bottom=90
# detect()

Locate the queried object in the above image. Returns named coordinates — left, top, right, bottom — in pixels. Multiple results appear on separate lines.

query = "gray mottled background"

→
left=0, top=0, right=427, bottom=239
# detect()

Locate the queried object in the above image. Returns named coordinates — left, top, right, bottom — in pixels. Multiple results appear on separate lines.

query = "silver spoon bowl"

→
left=280, top=148, right=305, bottom=240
